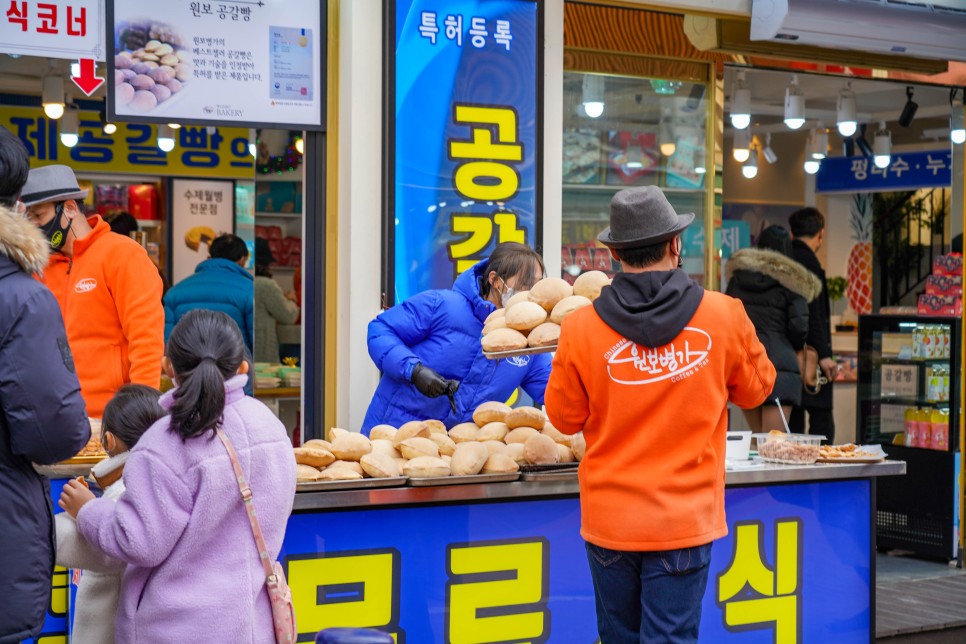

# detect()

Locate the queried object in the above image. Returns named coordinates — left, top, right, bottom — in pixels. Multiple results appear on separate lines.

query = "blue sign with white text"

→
left=391, top=0, right=539, bottom=304
left=816, top=150, right=952, bottom=193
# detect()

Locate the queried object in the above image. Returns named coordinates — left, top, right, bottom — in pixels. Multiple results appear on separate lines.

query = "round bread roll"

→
left=303, top=439, right=332, bottom=451
left=370, top=439, right=402, bottom=459
left=393, top=421, right=430, bottom=447
left=550, top=295, right=593, bottom=325
left=556, top=443, right=575, bottom=463
left=505, top=301, right=547, bottom=331
left=296, top=464, right=322, bottom=482
left=394, top=457, right=408, bottom=469
left=482, top=453, right=520, bottom=474
left=449, top=422, right=480, bottom=443
left=369, top=425, right=398, bottom=441
left=505, top=426, right=540, bottom=445
left=504, top=442, right=527, bottom=465
left=360, top=453, right=402, bottom=478
left=482, top=328, right=528, bottom=353
left=527, top=322, right=560, bottom=348
left=473, top=401, right=512, bottom=426
left=423, top=419, right=447, bottom=436
left=482, top=316, right=509, bottom=335
left=504, top=291, right=530, bottom=310
left=477, top=421, right=509, bottom=442
left=573, top=270, right=612, bottom=302
left=328, top=427, right=348, bottom=440
left=572, top=432, right=586, bottom=461
left=482, top=440, right=508, bottom=456
left=505, top=406, right=546, bottom=430
left=528, top=277, right=573, bottom=312
left=450, top=441, right=489, bottom=476
left=525, top=434, right=560, bottom=465
left=330, top=433, right=372, bottom=461
left=326, top=460, right=365, bottom=475
left=484, top=308, right=506, bottom=325
left=399, top=437, right=440, bottom=460
left=319, top=468, right=363, bottom=481
left=294, top=446, right=336, bottom=468
left=429, top=432, right=458, bottom=456
left=403, top=456, right=451, bottom=478
left=542, top=422, right=572, bottom=446
left=442, top=454, right=452, bottom=465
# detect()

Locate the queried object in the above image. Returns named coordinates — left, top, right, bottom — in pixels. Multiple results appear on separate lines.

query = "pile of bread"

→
left=481, top=270, right=611, bottom=353
left=294, top=401, right=586, bottom=482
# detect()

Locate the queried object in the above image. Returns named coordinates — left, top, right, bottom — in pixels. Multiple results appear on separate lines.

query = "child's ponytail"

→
left=166, top=310, right=246, bottom=440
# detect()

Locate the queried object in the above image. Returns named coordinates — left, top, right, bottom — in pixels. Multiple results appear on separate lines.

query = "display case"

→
left=857, top=314, right=961, bottom=561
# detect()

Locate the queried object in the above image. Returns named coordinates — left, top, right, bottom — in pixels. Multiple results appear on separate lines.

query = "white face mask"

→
left=500, top=285, right=517, bottom=309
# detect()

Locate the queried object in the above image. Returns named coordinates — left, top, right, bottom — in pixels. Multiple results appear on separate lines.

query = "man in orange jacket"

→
left=21, top=165, right=164, bottom=418
left=546, top=186, right=776, bottom=643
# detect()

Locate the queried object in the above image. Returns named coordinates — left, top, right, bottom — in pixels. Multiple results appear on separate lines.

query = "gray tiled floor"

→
left=876, top=552, right=966, bottom=639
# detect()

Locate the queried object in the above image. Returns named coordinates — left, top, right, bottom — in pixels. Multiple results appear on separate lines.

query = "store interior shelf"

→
left=563, top=183, right=703, bottom=193
left=256, top=172, right=303, bottom=183
left=877, top=357, right=949, bottom=365
left=877, top=396, right=950, bottom=407
left=255, top=212, right=302, bottom=219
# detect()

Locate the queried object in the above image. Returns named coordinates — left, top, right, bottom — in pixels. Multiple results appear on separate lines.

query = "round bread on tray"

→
left=527, top=322, right=560, bottom=348
left=528, top=278, right=573, bottom=312
left=482, top=328, right=528, bottom=353
left=573, top=270, right=612, bottom=302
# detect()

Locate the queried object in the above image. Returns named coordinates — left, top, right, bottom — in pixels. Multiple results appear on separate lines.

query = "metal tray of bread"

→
left=408, top=472, right=519, bottom=486
left=518, top=462, right=579, bottom=473
left=483, top=345, right=557, bottom=360
left=296, top=476, right=408, bottom=492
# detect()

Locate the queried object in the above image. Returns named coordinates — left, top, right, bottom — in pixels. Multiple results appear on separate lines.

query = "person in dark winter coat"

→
left=363, top=242, right=551, bottom=434
left=726, top=226, right=822, bottom=433
left=0, top=126, right=91, bottom=643
left=789, top=208, right=836, bottom=441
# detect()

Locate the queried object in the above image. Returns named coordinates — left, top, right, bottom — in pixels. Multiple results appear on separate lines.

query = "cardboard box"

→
left=918, top=294, right=962, bottom=317
left=932, top=254, right=963, bottom=276
left=925, top=274, right=963, bottom=296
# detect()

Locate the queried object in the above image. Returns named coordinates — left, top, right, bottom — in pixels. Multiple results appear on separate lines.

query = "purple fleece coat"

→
left=76, top=375, right=296, bottom=643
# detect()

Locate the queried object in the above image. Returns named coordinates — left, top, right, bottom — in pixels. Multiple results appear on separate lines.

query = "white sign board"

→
left=2, top=0, right=105, bottom=60
left=170, top=179, right=235, bottom=284
left=107, top=0, right=324, bottom=129
left=879, top=364, right=919, bottom=400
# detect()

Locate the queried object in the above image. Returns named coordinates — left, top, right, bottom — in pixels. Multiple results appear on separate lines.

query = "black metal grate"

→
left=877, top=510, right=945, bottom=548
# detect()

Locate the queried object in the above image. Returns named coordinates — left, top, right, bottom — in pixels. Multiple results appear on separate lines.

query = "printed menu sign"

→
left=170, top=179, right=235, bottom=284
left=107, top=0, right=325, bottom=129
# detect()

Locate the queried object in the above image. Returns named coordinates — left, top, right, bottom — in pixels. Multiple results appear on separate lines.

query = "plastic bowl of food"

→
left=752, top=432, right=823, bottom=465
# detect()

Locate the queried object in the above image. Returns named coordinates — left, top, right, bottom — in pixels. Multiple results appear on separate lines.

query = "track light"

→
left=582, top=75, right=604, bottom=119
left=762, top=133, right=778, bottom=164
left=742, top=146, right=758, bottom=179
left=99, top=106, right=116, bottom=135
left=167, top=123, right=181, bottom=130
left=951, top=91, right=965, bottom=145
left=659, top=115, right=676, bottom=157
left=899, top=86, right=918, bottom=128
left=730, top=70, right=751, bottom=130
left=804, top=159, right=820, bottom=175
left=784, top=75, right=805, bottom=130
left=811, top=126, right=828, bottom=160
left=732, top=127, right=751, bottom=163
left=295, top=136, right=304, bottom=154
left=873, top=121, right=891, bottom=169
left=249, top=129, right=257, bottom=157
left=42, top=76, right=65, bottom=120
left=837, top=81, right=857, bottom=137
left=59, top=108, right=79, bottom=148
left=157, top=124, right=175, bottom=153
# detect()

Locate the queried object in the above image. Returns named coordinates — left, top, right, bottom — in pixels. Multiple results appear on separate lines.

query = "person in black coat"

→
left=726, top=225, right=821, bottom=433
left=0, top=127, right=91, bottom=642
left=789, top=207, right=836, bottom=441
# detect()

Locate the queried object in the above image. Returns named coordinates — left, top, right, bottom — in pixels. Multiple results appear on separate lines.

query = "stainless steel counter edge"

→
left=293, top=460, right=907, bottom=511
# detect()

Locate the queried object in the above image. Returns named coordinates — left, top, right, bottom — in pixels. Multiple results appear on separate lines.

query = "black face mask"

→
left=40, top=202, right=72, bottom=251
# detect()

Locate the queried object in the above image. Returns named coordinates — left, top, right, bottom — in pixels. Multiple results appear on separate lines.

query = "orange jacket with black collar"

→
left=41, top=216, right=164, bottom=417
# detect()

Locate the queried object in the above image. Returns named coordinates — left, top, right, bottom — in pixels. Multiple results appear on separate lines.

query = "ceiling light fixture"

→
left=659, top=114, right=676, bottom=157
left=732, top=127, right=751, bottom=163
left=295, top=136, right=305, bottom=154
left=811, top=125, right=828, bottom=160
left=784, top=74, right=806, bottom=130
left=742, top=146, right=759, bottom=179
left=951, top=89, right=965, bottom=145
left=168, top=123, right=182, bottom=130
left=898, top=86, right=918, bottom=128
left=249, top=129, right=257, bottom=157
left=582, top=75, right=605, bottom=119
left=873, top=121, right=891, bottom=169
left=157, top=124, right=175, bottom=153
left=42, top=76, right=65, bottom=120
left=59, top=107, right=79, bottom=148
left=836, top=81, right=857, bottom=137
left=804, top=158, right=821, bottom=175
left=762, top=133, right=778, bottom=164
left=730, top=70, right=751, bottom=130
left=99, top=106, right=117, bottom=135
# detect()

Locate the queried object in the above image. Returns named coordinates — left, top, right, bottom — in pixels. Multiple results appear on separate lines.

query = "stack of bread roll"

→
left=294, top=403, right=585, bottom=483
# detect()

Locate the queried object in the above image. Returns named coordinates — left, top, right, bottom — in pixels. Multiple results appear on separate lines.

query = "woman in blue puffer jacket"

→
left=363, top=242, right=551, bottom=434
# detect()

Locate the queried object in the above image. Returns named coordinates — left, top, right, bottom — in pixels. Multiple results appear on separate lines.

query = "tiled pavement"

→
left=876, top=552, right=966, bottom=639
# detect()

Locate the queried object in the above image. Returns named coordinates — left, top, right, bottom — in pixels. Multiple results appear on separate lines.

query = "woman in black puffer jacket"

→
left=726, top=226, right=822, bottom=433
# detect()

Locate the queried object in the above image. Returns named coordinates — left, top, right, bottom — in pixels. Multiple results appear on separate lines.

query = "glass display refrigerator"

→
left=857, top=314, right=961, bottom=562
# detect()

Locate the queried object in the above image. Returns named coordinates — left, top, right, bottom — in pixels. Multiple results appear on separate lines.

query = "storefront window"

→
left=562, top=71, right=711, bottom=284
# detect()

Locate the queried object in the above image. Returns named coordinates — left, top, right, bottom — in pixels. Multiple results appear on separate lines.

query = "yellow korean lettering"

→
left=493, top=212, right=525, bottom=244
left=446, top=538, right=549, bottom=644
left=453, top=106, right=519, bottom=145
left=49, top=565, right=69, bottom=616
left=454, top=162, right=520, bottom=201
left=450, top=215, right=494, bottom=275
left=288, top=550, right=401, bottom=642
left=37, top=635, right=68, bottom=644
left=449, top=106, right=522, bottom=162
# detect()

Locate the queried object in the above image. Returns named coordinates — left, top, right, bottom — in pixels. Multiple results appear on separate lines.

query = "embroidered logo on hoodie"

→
left=74, top=278, right=97, bottom=293
left=604, top=327, right=711, bottom=385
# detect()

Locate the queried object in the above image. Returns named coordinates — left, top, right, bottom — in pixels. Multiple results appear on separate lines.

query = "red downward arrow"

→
left=71, top=59, right=104, bottom=96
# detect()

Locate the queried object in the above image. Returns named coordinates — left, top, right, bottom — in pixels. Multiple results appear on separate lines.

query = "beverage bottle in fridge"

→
left=922, top=327, right=934, bottom=359
left=942, top=325, right=951, bottom=359
left=903, top=407, right=917, bottom=446
left=929, top=409, right=949, bottom=451
left=912, top=326, right=923, bottom=359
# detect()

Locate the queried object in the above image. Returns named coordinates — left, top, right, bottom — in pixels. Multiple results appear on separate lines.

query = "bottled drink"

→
left=929, top=409, right=949, bottom=451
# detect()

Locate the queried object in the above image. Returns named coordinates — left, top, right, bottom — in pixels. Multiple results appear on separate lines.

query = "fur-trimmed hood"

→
left=0, top=204, right=50, bottom=275
left=725, top=248, right=822, bottom=302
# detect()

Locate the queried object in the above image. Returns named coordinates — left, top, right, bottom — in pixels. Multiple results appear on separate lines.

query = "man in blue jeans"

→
left=546, top=187, right=775, bottom=642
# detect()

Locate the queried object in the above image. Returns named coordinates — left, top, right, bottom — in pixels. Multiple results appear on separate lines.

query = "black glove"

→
left=445, top=380, right=460, bottom=414
left=412, top=363, right=458, bottom=398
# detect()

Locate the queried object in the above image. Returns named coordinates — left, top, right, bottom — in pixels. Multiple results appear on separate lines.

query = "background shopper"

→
left=253, top=237, right=299, bottom=363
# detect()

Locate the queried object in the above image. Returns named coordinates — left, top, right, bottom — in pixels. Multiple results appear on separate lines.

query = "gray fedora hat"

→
left=598, top=186, right=694, bottom=249
left=20, top=165, right=89, bottom=207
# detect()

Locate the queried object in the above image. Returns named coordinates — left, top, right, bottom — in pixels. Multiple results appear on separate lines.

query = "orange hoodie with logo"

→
left=41, top=216, right=164, bottom=417
left=546, top=270, right=775, bottom=552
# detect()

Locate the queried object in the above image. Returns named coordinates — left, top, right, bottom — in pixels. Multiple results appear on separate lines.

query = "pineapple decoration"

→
left=847, top=193, right=873, bottom=315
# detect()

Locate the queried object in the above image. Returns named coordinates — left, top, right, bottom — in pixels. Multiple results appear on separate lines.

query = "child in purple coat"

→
left=60, top=309, right=297, bottom=643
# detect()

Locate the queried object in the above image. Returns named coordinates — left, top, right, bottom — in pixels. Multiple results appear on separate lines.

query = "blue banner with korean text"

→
left=816, top=150, right=952, bottom=193
left=390, top=0, right=539, bottom=304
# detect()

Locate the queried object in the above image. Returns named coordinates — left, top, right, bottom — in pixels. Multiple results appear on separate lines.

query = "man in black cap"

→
left=545, top=186, right=776, bottom=643
left=0, top=128, right=90, bottom=641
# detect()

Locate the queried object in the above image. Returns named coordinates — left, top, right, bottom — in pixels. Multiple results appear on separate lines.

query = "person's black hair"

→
left=0, top=126, right=29, bottom=208
left=101, top=384, right=165, bottom=449
left=209, top=234, right=249, bottom=262
left=254, top=237, right=274, bottom=277
left=108, top=212, right=139, bottom=237
left=166, top=309, right=246, bottom=441
left=614, top=239, right=672, bottom=268
left=478, top=242, right=545, bottom=298
left=756, top=225, right=793, bottom=257
left=788, top=207, right=826, bottom=239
